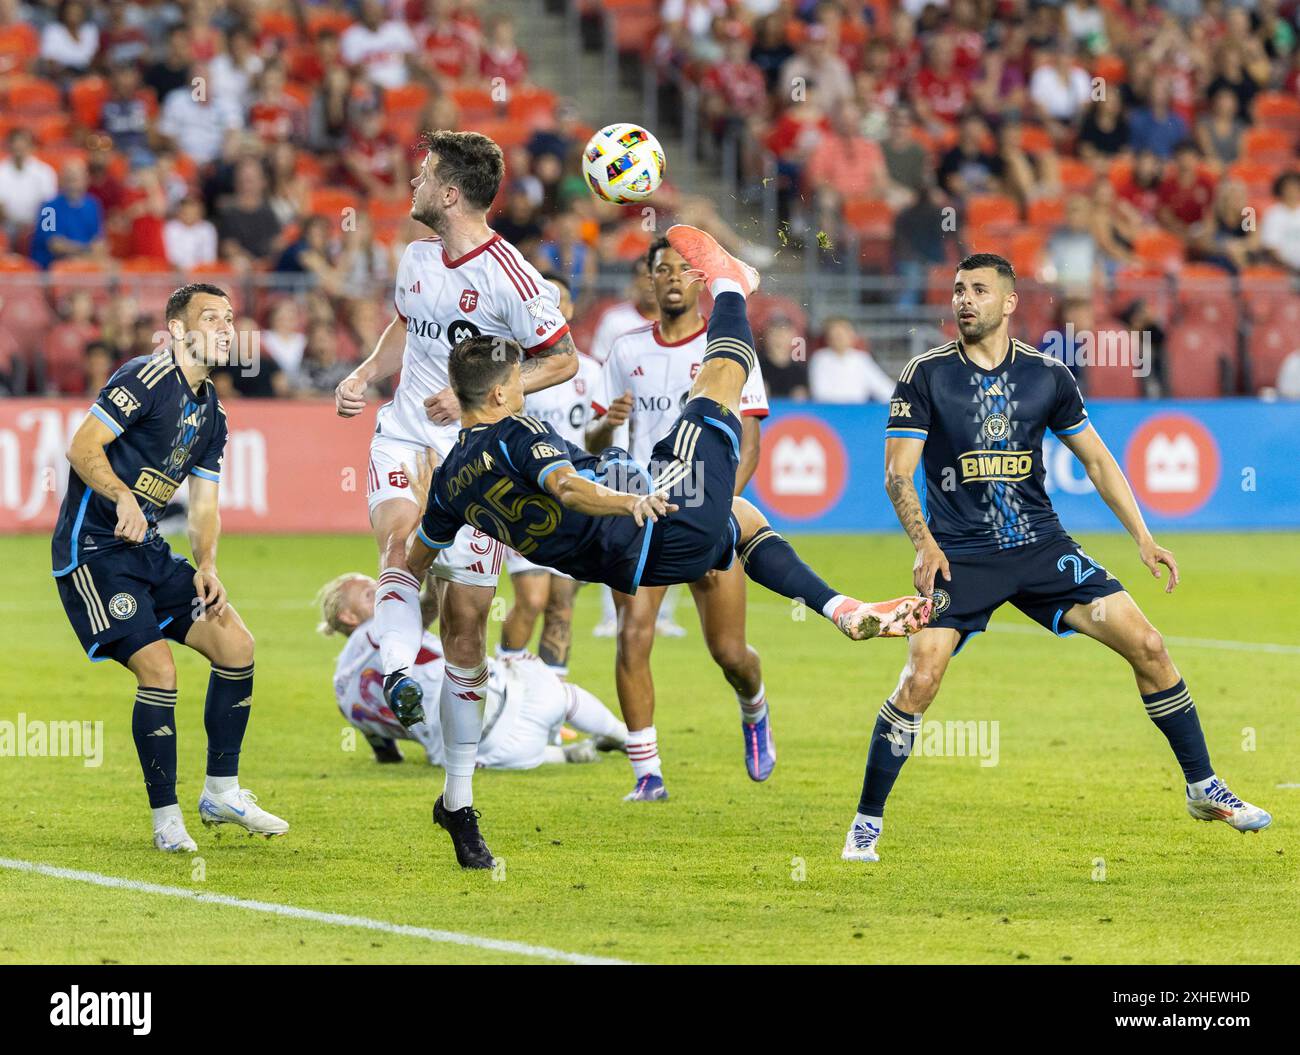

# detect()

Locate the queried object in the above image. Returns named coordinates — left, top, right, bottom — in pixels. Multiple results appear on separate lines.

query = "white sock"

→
left=737, top=682, right=767, bottom=725
left=151, top=803, right=183, bottom=828
left=709, top=277, right=745, bottom=299
left=441, top=660, right=487, bottom=810
left=1189, top=774, right=1219, bottom=797
left=625, top=725, right=661, bottom=779
left=564, top=684, right=627, bottom=741
left=375, top=568, right=422, bottom=676
left=822, top=594, right=849, bottom=620
left=853, top=812, right=883, bottom=833
left=203, top=775, right=238, bottom=797
left=600, top=584, right=617, bottom=624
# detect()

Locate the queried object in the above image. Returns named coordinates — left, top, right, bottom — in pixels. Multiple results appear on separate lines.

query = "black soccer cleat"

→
left=433, top=795, right=495, bottom=870
left=367, top=736, right=405, bottom=764
left=383, top=669, right=425, bottom=727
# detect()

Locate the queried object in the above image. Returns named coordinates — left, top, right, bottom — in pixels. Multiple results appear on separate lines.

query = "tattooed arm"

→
left=884, top=435, right=950, bottom=597
left=67, top=413, right=148, bottom=543
left=520, top=332, right=579, bottom=394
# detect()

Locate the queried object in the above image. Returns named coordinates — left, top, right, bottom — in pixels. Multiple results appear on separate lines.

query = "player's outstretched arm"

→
left=66, top=412, right=147, bottom=543
left=544, top=464, right=676, bottom=527
left=1059, top=425, right=1180, bottom=592
left=336, top=315, right=406, bottom=417
left=188, top=476, right=228, bottom=616
left=520, top=332, right=579, bottom=394
left=884, top=436, right=949, bottom=597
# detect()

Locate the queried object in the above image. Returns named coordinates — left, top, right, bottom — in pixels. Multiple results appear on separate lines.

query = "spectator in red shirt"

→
left=479, top=13, right=527, bottom=88
left=289, top=28, right=341, bottom=89
left=248, top=61, right=308, bottom=144
left=97, top=0, right=149, bottom=68
left=764, top=85, right=831, bottom=213
left=420, top=0, right=478, bottom=84
left=341, top=105, right=409, bottom=197
left=913, top=35, right=972, bottom=129
left=1115, top=148, right=1165, bottom=226
left=803, top=100, right=887, bottom=234
left=1157, top=142, right=1216, bottom=237
left=702, top=23, right=768, bottom=141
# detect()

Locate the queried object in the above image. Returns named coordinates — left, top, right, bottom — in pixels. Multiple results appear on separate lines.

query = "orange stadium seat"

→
left=69, top=76, right=109, bottom=129
left=6, top=75, right=61, bottom=114
left=1132, top=229, right=1185, bottom=272
left=0, top=22, right=39, bottom=75
left=470, top=119, right=530, bottom=149
left=1252, top=92, right=1300, bottom=135
left=1249, top=292, right=1300, bottom=327
left=257, top=11, right=301, bottom=48
left=506, top=87, right=558, bottom=129
left=1242, top=127, right=1295, bottom=165
left=294, top=151, right=324, bottom=181
left=842, top=197, right=893, bottom=237
left=49, top=259, right=111, bottom=307
left=1238, top=265, right=1293, bottom=318
left=965, top=194, right=1020, bottom=236
left=1086, top=335, right=1144, bottom=398
left=1008, top=230, right=1047, bottom=276
left=32, top=113, right=72, bottom=145
left=1092, top=53, right=1127, bottom=85
left=1057, top=157, right=1097, bottom=191
left=0, top=254, right=37, bottom=273
left=1018, top=124, right=1053, bottom=153
left=306, top=9, right=354, bottom=38
left=0, top=286, right=53, bottom=352
left=1227, top=159, right=1279, bottom=198
left=450, top=87, right=498, bottom=120
left=1247, top=321, right=1300, bottom=389
left=309, top=188, right=360, bottom=219
left=1027, top=197, right=1065, bottom=226
left=1165, top=323, right=1235, bottom=396
left=384, top=83, right=430, bottom=118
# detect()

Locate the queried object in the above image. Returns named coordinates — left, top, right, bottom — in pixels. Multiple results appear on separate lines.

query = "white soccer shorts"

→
left=366, top=433, right=503, bottom=588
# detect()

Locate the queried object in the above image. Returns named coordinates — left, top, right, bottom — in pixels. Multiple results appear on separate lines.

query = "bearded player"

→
left=334, top=131, right=577, bottom=867
left=586, top=237, right=772, bottom=801
left=842, top=253, right=1271, bottom=864
left=403, top=226, right=931, bottom=866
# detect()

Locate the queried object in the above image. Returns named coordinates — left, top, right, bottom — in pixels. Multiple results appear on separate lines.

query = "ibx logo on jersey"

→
left=459, top=288, right=479, bottom=312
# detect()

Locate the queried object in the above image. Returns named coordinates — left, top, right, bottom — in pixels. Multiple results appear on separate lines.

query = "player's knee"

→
left=706, top=637, right=750, bottom=674
left=901, top=663, right=944, bottom=705
left=1135, top=628, right=1167, bottom=668
left=616, top=616, right=655, bottom=657
left=130, top=644, right=176, bottom=689
left=730, top=497, right=767, bottom=542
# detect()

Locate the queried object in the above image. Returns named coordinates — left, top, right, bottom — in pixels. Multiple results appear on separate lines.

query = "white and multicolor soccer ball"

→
left=581, top=123, right=665, bottom=205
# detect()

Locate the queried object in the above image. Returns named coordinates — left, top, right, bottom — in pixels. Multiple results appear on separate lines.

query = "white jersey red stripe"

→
left=591, top=319, right=769, bottom=466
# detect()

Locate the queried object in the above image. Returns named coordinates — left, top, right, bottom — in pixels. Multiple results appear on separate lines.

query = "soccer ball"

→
left=582, top=123, right=665, bottom=205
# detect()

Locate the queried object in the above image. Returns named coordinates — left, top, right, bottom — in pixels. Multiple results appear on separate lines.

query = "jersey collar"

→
left=956, top=338, right=1013, bottom=376
left=652, top=320, right=707, bottom=347
left=443, top=232, right=501, bottom=268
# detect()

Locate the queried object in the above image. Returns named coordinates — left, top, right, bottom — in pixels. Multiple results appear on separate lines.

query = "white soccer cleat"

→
left=842, top=819, right=882, bottom=862
left=655, top=617, right=687, bottom=638
left=1186, top=778, right=1272, bottom=832
left=153, top=817, right=197, bottom=853
left=592, top=618, right=618, bottom=638
left=198, top=787, right=289, bottom=837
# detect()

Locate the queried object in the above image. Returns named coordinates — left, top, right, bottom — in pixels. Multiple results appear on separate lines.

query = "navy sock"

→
left=738, top=527, right=837, bottom=613
left=131, top=687, right=178, bottom=808
left=205, top=663, right=254, bottom=777
left=701, top=291, right=756, bottom=375
left=857, top=701, right=921, bottom=816
left=1142, top=679, right=1213, bottom=784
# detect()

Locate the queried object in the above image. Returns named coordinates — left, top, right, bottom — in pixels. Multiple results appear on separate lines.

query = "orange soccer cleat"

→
left=831, top=595, right=933, bottom=641
left=664, top=224, right=761, bottom=296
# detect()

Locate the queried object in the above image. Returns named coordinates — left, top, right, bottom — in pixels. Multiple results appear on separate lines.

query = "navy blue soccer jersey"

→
left=418, top=414, right=651, bottom=593
left=885, top=338, right=1090, bottom=555
left=52, top=352, right=228, bottom=576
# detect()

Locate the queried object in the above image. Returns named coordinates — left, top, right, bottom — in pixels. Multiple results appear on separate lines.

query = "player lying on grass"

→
left=403, top=224, right=931, bottom=868
left=51, top=283, right=288, bottom=854
left=842, top=252, right=1271, bottom=864
left=318, top=572, right=627, bottom=768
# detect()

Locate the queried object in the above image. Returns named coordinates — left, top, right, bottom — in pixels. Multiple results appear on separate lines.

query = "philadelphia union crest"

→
left=931, top=589, right=951, bottom=615
left=982, top=412, right=1010, bottom=441
left=109, top=593, right=138, bottom=620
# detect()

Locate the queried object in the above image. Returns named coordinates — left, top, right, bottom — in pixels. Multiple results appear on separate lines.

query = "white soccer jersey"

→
left=522, top=351, right=600, bottom=448
left=589, top=299, right=655, bottom=364
left=591, top=320, right=769, bottom=466
left=332, top=619, right=567, bottom=769
left=380, top=234, right=570, bottom=450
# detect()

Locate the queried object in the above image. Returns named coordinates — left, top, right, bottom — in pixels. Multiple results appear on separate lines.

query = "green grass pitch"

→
left=1, top=532, right=1296, bottom=964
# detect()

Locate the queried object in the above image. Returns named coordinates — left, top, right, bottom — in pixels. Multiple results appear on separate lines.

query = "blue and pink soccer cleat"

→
left=624, top=774, right=669, bottom=802
left=743, top=713, right=777, bottom=782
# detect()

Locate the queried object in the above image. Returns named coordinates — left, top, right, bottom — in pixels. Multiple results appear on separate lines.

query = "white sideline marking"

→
left=985, top=623, right=1300, bottom=655
left=0, top=858, right=630, bottom=965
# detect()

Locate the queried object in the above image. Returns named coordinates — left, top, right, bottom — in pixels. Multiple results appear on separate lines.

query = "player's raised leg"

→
left=1062, top=592, right=1271, bottom=832
left=123, top=640, right=194, bottom=852
left=370, top=492, right=427, bottom=725
left=689, top=566, right=773, bottom=781
left=186, top=606, right=289, bottom=837
left=432, top=579, right=497, bottom=867
left=613, top=585, right=670, bottom=800
left=842, top=627, right=959, bottom=861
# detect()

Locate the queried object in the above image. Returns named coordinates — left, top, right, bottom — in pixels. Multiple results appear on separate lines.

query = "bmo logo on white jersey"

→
left=754, top=415, right=847, bottom=520
left=1124, top=412, right=1220, bottom=517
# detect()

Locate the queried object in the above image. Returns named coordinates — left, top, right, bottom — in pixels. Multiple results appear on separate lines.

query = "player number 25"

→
left=465, top=478, right=561, bottom=556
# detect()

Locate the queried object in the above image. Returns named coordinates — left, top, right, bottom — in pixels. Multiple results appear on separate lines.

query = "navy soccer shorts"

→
left=55, top=540, right=201, bottom=664
left=637, top=396, right=743, bottom=588
left=928, top=535, right=1125, bottom=654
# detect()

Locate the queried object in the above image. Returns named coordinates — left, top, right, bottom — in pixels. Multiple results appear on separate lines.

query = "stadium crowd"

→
left=2, top=0, right=1300, bottom=401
